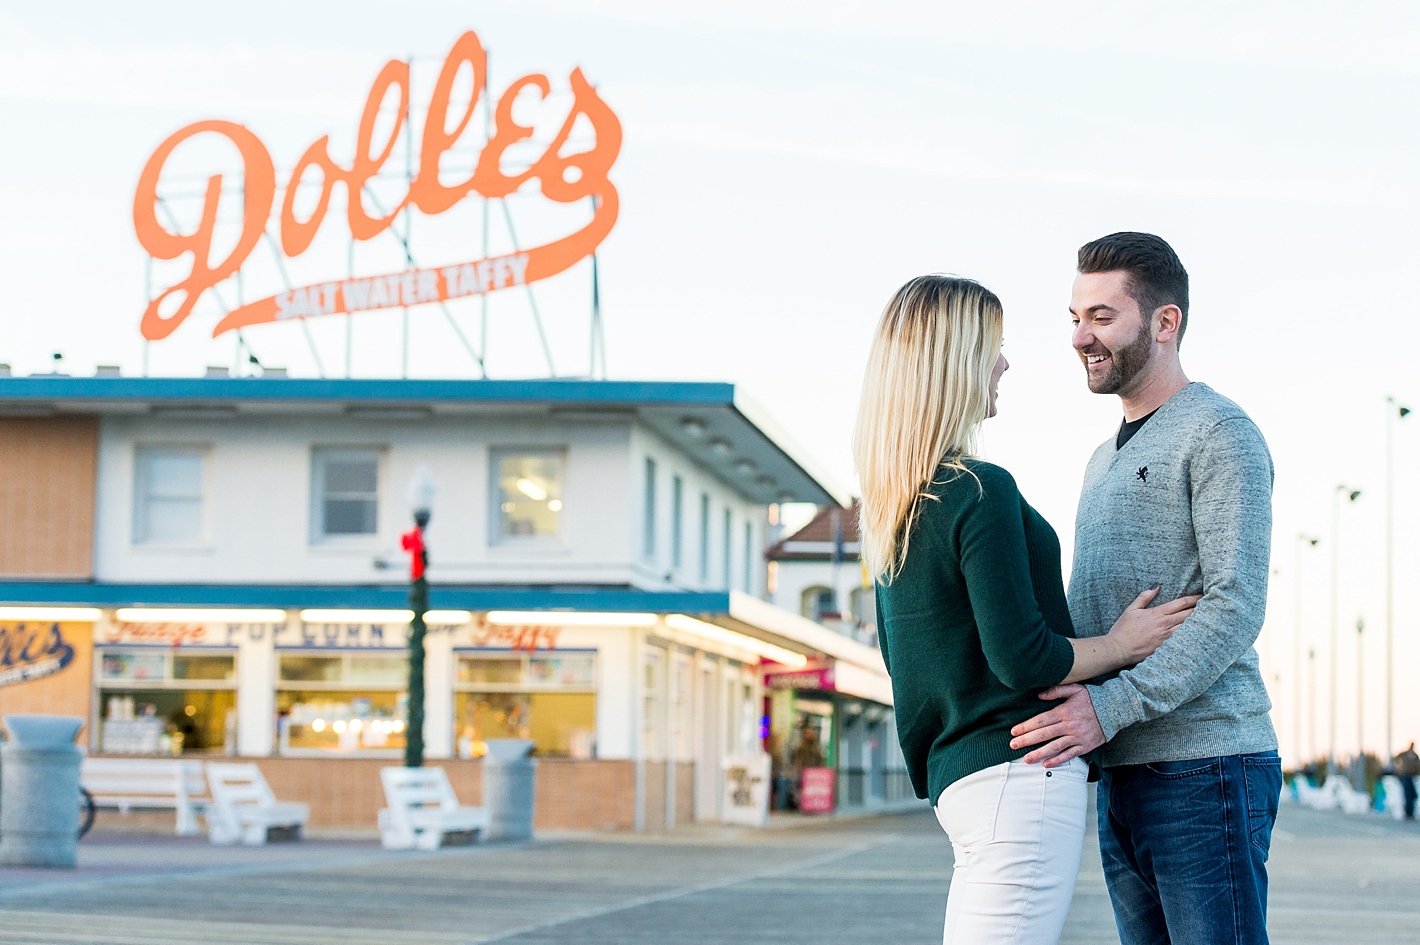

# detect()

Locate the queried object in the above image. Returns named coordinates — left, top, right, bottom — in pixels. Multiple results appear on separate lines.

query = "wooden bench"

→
left=378, top=766, right=488, bottom=851
left=205, top=762, right=310, bottom=846
left=80, top=758, right=209, bottom=836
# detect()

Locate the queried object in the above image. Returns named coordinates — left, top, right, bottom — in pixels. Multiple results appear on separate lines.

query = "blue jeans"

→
left=1098, top=750, right=1282, bottom=945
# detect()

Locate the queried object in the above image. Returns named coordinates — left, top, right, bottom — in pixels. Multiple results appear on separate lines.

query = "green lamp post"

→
left=401, top=465, right=436, bottom=768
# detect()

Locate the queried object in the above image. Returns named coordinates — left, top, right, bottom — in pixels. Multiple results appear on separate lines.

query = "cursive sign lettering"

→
left=133, top=30, right=621, bottom=341
left=0, top=622, right=77, bottom=688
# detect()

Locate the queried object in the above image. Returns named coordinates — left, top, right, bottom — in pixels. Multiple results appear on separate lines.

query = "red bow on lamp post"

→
left=400, top=524, right=427, bottom=581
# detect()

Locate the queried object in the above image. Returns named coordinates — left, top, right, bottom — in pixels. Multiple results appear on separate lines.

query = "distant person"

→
left=854, top=274, right=1198, bottom=944
left=1394, top=742, right=1419, bottom=819
left=1010, top=233, right=1282, bottom=945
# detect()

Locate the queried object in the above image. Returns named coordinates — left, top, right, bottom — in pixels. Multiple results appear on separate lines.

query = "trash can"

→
left=0, top=714, right=85, bottom=868
left=482, top=738, right=536, bottom=842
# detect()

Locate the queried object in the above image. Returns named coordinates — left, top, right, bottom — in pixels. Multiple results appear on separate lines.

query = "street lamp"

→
left=1385, top=397, right=1412, bottom=757
left=1307, top=647, right=1318, bottom=766
left=1329, top=484, right=1362, bottom=774
left=1356, top=617, right=1365, bottom=780
left=1293, top=534, right=1319, bottom=767
left=401, top=464, right=437, bottom=768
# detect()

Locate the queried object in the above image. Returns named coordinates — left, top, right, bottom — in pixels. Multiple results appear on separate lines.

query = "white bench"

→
left=205, top=762, right=310, bottom=846
left=1380, top=775, right=1408, bottom=820
left=1299, top=773, right=1372, bottom=814
left=80, top=758, right=209, bottom=836
left=378, top=766, right=488, bottom=851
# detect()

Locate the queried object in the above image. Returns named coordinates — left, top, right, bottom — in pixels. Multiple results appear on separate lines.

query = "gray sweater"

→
left=1070, top=382, right=1278, bottom=767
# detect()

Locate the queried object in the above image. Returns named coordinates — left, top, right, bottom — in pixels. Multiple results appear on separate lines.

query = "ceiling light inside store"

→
left=664, top=614, right=809, bottom=667
left=485, top=611, right=658, bottom=627
left=424, top=610, right=473, bottom=624
left=516, top=477, right=548, bottom=501
left=299, top=609, right=414, bottom=623
left=115, top=608, right=287, bottom=623
left=680, top=417, right=706, bottom=438
left=0, top=607, right=103, bottom=622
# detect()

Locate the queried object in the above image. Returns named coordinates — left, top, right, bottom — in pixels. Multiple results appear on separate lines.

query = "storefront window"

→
left=277, top=651, right=408, bottom=755
left=96, top=648, right=236, bottom=755
left=454, top=650, right=595, bottom=759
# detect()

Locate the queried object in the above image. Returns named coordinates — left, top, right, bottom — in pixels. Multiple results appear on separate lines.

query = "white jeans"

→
left=934, top=758, right=1088, bottom=945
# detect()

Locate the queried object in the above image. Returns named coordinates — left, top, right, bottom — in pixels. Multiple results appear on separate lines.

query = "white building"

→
left=0, top=375, right=895, bottom=829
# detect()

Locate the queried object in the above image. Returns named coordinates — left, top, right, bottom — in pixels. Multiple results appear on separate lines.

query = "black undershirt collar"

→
left=1116, top=408, right=1159, bottom=450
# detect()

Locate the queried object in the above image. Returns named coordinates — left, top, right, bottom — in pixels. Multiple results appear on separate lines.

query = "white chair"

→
left=1380, top=775, right=1408, bottom=820
left=205, top=762, right=310, bottom=846
left=378, top=766, right=488, bottom=851
left=81, top=758, right=209, bottom=836
left=1306, top=773, right=1371, bottom=814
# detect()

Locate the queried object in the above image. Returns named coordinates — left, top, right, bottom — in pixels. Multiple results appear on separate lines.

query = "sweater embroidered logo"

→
left=1136, top=466, right=1149, bottom=482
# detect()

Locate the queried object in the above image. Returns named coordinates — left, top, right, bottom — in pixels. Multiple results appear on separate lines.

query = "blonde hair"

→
left=853, top=275, right=1004, bottom=584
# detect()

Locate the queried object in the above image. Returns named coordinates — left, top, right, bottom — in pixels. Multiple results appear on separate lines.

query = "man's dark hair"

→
left=1077, top=232, right=1189, bottom=346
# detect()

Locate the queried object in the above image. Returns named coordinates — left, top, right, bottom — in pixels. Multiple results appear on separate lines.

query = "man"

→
left=1394, top=742, right=1419, bottom=819
left=1009, top=232, right=1282, bottom=945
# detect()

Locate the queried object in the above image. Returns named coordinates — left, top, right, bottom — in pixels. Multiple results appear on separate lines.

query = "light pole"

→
left=1385, top=397, right=1412, bottom=757
left=1329, top=484, right=1362, bottom=774
left=1356, top=617, right=1365, bottom=780
left=401, top=465, right=437, bottom=768
left=1293, top=534, right=1319, bottom=767
left=1308, top=647, right=1318, bottom=766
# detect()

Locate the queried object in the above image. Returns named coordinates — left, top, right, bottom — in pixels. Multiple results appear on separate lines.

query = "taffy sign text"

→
left=133, top=31, right=621, bottom=341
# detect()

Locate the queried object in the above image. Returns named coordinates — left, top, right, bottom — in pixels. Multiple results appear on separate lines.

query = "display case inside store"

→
left=276, top=651, right=409, bottom=755
left=95, top=648, right=237, bottom=754
left=453, top=650, right=596, bottom=758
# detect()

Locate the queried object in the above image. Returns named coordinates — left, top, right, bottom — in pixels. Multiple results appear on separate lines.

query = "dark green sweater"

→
left=876, top=461, right=1077, bottom=804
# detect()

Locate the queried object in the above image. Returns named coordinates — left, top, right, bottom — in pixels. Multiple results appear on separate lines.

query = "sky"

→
left=3, top=1, right=1420, bottom=766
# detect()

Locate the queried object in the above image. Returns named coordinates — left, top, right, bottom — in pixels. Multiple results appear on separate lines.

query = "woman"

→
left=853, top=275, right=1197, bottom=944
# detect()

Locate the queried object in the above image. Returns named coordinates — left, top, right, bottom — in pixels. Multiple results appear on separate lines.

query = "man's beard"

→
left=1087, top=319, right=1154, bottom=394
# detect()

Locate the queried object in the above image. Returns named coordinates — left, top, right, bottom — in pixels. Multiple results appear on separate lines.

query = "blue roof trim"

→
left=0, top=582, right=731, bottom=613
left=0, top=377, right=736, bottom=406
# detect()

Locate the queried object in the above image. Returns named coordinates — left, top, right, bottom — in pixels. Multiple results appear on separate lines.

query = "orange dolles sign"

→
left=133, top=31, right=621, bottom=341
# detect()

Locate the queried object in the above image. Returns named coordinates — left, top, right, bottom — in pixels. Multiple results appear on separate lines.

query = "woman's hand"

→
left=1106, top=587, right=1200, bottom=666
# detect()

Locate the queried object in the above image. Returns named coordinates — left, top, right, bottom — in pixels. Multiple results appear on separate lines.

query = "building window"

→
left=97, top=647, right=236, bottom=754
left=802, top=586, right=838, bottom=622
left=312, top=449, right=380, bottom=540
left=491, top=450, right=564, bottom=544
left=671, top=475, right=684, bottom=571
left=643, top=457, right=657, bottom=560
left=277, top=651, right=409, bottom=754
left=455, top=650, right=597, bottom=759
left=698, top=493, right=710, bottom=583
left=743, top=521, right=753, bottom=592
left=134, top=447, right=205, bottom=545
left=722, top=509, right=732, bottom=589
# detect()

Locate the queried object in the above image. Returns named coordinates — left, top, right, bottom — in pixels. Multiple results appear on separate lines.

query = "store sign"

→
left=103, top=622, right=281, bottom=646
left=0, top=622, right=76, bottom=688
left=471, top=621, right=560, bottom=652
left=279, top=623, right=407, bottom=648
left=765, top=662, right=835, bottom=691
left=133, top=30, right=622, bottom=341
left=105, top=622, right=213, bottom=646
left=799, top=767, right=836, bottom=814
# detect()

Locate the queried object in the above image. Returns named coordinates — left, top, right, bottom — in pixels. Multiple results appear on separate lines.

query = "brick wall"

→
left=0, top=416, right=98, bottom=578
left=243, top=756, right=638, bottom=831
